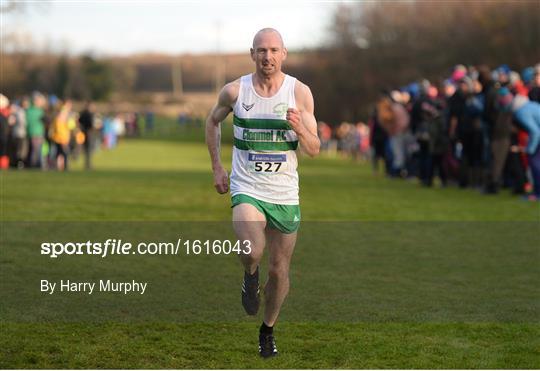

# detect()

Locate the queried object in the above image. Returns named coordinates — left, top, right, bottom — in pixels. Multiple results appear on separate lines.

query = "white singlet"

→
left=230, top=73, right=299, bottom=205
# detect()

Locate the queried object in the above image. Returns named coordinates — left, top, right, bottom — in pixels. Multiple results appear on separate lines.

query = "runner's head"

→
left=251, top=28, right=287, bottom=77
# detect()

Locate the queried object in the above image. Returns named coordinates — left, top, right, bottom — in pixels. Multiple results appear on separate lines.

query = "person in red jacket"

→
left=0, top=94, right=11, bottom=170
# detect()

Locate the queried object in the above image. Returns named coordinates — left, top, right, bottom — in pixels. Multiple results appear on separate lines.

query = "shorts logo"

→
left=242, top=103, right=255, bottom=111
left=293, top=215, right=300, bottom=222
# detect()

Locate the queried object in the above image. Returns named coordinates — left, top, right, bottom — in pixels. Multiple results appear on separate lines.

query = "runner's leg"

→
left=232, top=203, right=266, bottom=274
left=263, top=228, right=297, bottom=326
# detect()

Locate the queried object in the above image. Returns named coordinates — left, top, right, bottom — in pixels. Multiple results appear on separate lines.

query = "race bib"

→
left=247, top=152, right=287, bottom=174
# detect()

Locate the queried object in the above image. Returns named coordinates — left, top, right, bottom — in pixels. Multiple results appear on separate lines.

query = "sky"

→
left=4, top=0, right=341, bottom=55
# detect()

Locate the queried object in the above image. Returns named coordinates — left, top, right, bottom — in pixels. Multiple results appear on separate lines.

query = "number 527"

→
left=254, top=162, right=282, bottom=172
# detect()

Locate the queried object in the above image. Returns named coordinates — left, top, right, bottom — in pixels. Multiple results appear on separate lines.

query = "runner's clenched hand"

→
left=213, top=166, right=229, bottom=194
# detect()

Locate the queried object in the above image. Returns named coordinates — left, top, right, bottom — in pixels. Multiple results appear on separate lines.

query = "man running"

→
left=205, top=28, right=320, bottom=358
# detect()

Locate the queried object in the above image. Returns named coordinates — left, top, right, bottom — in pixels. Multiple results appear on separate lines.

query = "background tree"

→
left=80, top=55, right=114, bottom=101
left=54, top=56, right=70, bottom=99
left=306, top=1, right=540, bottom=124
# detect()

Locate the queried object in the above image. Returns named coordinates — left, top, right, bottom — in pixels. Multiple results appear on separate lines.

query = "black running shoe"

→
left=241, top=267, right=260, bottom=315
left=259, top=333, right=278, bottom=358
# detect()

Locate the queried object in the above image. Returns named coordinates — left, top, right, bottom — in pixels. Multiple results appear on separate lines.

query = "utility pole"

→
left=172, top=57, right=183, bottom=97
left=215, top=20, right=225, bottom=93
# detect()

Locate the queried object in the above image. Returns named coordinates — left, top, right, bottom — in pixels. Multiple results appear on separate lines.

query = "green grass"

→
left=2, top=139, right=538, bottom=222
left=1, top=120, right=539, bottom=368
left=2, top=323, right=538, bottom=369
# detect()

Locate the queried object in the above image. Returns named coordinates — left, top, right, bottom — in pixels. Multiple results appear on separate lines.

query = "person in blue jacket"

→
left=507, top=88, right=540, bottom=199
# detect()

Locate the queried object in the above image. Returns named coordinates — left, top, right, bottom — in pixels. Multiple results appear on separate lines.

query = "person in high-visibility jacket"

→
left=50, top=100, right=72, bottom=171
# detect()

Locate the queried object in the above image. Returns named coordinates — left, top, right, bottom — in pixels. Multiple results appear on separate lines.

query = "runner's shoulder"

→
left=293, top=79, right=314, bottom=109
left=220, top=79, right=241, bottom=106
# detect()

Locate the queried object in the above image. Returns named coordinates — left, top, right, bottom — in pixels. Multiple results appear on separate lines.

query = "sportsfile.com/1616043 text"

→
left=40, top=238, right=252, bottom=258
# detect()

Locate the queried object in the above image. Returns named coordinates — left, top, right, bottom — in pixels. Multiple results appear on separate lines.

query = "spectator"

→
left=356, top=122, right=371, bottom=162
left=79, top=101, right=95, bottom=170
left=484, top=87, right=513, bottom=194
left=369, top=105, right=388, bottom=174
left=26, top=92, right=46, bottom=168
left=145, top=109, right=155, bottom=132
left=452, top=77, right=485, bottom=188
left=317, top=121, right=332, bottom=152
left=0, top=94, right=10, bottom=170
left=412, top=83, right=448, bottom=186
left=528, top=64, right=540, bottom=103
left=50, top=99, right=72, bottom=171
left=102, top=114, right=117, bottom=149
left=9, top=97, right=28, bottom=168
left=512, top=93, right=540, bottom=200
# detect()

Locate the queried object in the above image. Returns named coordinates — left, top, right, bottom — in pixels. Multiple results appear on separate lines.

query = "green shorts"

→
left=231, top=194, right=301, bottom=234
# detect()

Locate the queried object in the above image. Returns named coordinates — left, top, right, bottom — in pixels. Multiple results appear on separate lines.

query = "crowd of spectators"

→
left=319, top=63, right=540, bottom=201
left=4, top=64, right=540, bottom=202
left=317, top=120, right=371, bottom=161
left=0, top=92, right=148, bottom=171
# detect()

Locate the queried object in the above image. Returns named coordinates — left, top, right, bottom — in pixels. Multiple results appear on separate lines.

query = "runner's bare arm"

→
left=205, top=81, right=239, bottom=194
left=287, top=81, right=320, bottom=157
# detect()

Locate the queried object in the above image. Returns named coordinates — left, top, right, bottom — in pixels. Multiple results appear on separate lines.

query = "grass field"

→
left=1, top=119, right=539, bottom=368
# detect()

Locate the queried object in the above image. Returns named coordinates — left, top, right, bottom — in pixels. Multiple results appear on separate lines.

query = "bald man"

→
left=206, top=28, right=320, bottom=358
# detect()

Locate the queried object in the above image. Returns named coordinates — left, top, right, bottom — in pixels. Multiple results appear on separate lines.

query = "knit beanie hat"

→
left=497, top=87, right=513, bottom=111
left=522, top=67, right=535, bottom=85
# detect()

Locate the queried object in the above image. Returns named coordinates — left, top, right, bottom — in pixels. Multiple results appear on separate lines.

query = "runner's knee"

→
left=268, top=261, right=289, bottom=280
left=243, top=248, right=263, bottom=264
